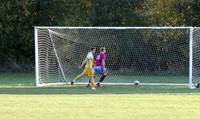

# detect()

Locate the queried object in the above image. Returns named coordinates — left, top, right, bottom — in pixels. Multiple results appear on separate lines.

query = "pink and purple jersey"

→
left=95, top=52, right=106, bottom=66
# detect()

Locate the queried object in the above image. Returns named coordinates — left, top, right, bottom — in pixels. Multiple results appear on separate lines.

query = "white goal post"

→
left=34, top=26, right=200, bottom=88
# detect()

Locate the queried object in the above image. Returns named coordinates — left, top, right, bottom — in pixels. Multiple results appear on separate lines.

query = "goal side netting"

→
left=34, top=27, right=198, bottom=87
left=192, top=27, right=200, bottom=88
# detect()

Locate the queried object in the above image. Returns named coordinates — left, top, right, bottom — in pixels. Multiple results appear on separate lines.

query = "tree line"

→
left=0, top=0, right=200, bottom=72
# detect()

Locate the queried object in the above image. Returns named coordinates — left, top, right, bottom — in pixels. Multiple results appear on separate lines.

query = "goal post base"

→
left=36, top=82, right=188, bottom=87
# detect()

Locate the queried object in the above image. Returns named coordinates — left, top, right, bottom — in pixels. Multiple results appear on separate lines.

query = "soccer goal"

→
left=34, top=26, right=200, bottom=88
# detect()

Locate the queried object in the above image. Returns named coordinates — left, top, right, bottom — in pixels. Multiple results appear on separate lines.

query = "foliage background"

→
left=0, top=0, right=200, bottom=72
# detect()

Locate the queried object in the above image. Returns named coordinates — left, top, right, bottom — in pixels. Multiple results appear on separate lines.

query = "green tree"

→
left=89, top=0, right=144, bottom=26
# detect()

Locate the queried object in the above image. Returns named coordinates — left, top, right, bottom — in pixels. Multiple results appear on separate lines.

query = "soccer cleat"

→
left=71, top=81, right=74, bottom=86
left=87, top=83, right=91, bottom=88
left=96, top=83, right=103, bottom=88
left=91, top=87, right=96, bottom=90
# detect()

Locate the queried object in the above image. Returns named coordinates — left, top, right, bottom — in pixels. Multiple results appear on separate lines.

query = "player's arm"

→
left=102, top=59, right=105, bottom=68
left=89, top=59, right=93, bottom=69
left=102, top=53, right=106, bottom=68
left=102, top=54, right=107, bottom=72
left=79, top=57, right=86, bottom=68
left=102, top=58, right=107, bottom=73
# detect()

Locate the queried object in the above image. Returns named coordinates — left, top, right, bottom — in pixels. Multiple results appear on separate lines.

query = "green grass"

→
left=66, top=73, right=188, bottom=83
left=46, top=70, right=188, bottom=83
left=0, top=72, right=200, bottom=119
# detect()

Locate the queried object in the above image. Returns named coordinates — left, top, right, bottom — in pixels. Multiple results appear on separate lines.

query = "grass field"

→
left=0, top=72, right=200, bottom=119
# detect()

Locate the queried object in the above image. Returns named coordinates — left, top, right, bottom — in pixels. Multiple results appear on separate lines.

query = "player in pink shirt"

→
left=88, top=47, right=107, bottom=87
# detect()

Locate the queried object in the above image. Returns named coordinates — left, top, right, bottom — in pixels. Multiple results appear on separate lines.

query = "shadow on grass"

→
left=0, top=85, right=200, bottom=95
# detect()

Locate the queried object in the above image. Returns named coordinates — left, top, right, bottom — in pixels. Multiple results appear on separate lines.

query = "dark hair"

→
left=90, top=47, right=96, bottom=51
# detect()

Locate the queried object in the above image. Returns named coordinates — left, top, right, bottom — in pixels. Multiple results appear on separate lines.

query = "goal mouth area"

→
left=34, top=26, right=200, bottom=89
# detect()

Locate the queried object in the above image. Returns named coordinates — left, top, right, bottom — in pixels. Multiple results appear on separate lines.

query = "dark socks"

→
left=99, top=75, right=106, bottom=82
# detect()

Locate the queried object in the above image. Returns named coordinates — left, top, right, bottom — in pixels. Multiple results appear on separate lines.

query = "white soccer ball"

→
left=133, top=80, right=140, bottom=86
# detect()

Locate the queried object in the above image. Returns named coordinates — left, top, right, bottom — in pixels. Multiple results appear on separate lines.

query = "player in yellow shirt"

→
left=71, top=47, right=96, bottom=90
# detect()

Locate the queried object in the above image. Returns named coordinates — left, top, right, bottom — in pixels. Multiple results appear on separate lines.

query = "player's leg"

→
left=96, top=73, right=107, bottom=87
left=96, top=67, right=107, bottom=87
left=100, top=73, right=107, bottom=82
left=71, top=70, right=85, bottom=86
left=89, top=76, right=95, bottom=90
left=87, top=67, right=97, bottom=88
left=87, top=68, right=96, bottom=90
left=87, top=77, right=92, bottom=88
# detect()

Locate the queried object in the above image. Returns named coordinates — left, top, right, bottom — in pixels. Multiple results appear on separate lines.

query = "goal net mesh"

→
left=36, top=27, right=190, bottom=86
left=192, top=28, right=200, bottom=87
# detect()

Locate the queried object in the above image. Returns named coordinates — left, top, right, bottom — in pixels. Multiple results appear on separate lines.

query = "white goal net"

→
left=192, top=27, right=200, bottom=88
left=34, top=27, right=199, bottom=87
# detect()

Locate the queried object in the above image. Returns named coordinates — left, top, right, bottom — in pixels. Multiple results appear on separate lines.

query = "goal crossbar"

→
left=35, top=26, right=193, bottom=29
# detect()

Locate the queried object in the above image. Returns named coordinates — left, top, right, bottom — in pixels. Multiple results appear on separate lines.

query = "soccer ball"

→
left=133, top=80, right=140, bottom=86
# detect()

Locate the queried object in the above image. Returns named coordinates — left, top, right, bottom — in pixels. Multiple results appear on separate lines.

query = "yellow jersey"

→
left=84, top=51, right=94, bottom=77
